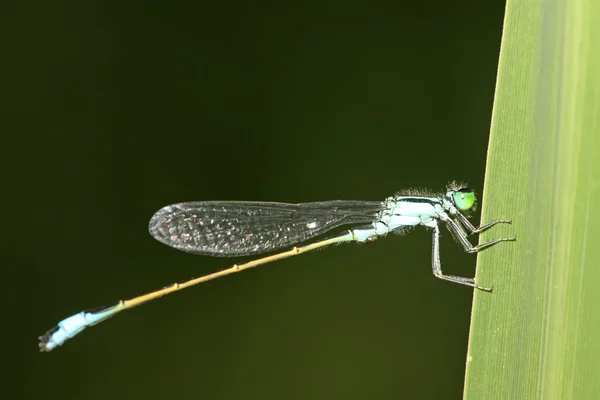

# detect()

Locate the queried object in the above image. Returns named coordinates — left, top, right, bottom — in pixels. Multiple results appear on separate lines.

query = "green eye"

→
left=453, top=189, right=475, bottom=211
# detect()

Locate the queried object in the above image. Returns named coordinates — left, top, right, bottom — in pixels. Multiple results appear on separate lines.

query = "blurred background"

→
left=4, top=1, right=506, bottom=399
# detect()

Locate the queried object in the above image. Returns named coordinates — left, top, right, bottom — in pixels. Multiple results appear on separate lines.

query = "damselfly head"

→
left=448, top=187, right=476, bottom=212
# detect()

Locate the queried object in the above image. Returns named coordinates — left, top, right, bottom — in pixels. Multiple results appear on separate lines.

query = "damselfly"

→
left=39, top=182, right=514, bottom=351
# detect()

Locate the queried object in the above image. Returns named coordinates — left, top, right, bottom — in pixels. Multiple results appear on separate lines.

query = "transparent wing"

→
left=149, top=200, right=384, bottom=256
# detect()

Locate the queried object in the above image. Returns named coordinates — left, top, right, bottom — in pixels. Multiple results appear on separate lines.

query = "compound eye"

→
left=453, top=188, right=475, bottom=211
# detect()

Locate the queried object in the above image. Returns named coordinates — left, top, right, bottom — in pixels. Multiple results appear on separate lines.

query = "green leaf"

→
left=464, top=1, right=600, bottom=399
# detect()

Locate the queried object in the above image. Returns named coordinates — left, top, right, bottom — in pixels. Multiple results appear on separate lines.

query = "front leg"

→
left=451, top=209, right=512, bottom=235
left=443, top=215, right=516, bottom=254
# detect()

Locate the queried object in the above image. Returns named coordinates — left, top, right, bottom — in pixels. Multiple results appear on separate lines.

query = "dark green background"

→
left=5, top=2, right=505, bottom=399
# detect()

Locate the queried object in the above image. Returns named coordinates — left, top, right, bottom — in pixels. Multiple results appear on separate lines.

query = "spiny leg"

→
left=430, top=223, right=491, bottom=291
left=452, top=209, right=512, bottom=235
left=444, top=217, right=515, bottom=254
